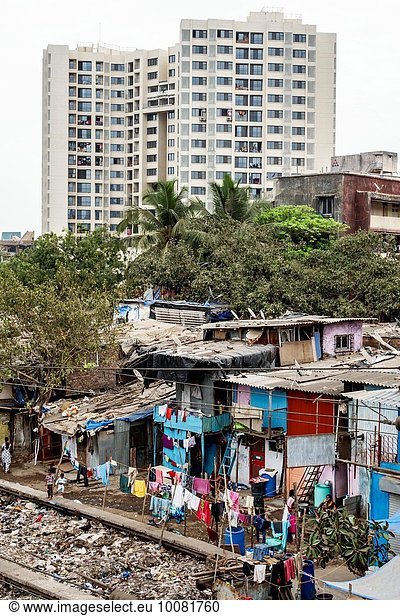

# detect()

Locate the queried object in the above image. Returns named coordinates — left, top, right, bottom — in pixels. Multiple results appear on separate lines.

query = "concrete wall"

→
left=322, top=321, right=363, bottom=356
left=331, top=151, right=398, bottom=175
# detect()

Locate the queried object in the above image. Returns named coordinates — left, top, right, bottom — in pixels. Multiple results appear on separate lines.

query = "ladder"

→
left=296, top=465, right=324, bottom=503
left=219, top=434, right=237, bottom=478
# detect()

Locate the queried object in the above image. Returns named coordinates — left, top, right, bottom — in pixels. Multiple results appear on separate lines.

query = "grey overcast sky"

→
left=0, top=0, right=399, bottom=236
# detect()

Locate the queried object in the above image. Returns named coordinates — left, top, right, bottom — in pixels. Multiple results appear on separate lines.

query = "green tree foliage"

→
left=305, top=508, right=394, bottom=576
left=117, top=179, right=207, bottom=251
left=209, top=174, right=261, bottom=222
left=257, top=204, right=346, bottom=250
left=0, top=229, right=124, bottom=403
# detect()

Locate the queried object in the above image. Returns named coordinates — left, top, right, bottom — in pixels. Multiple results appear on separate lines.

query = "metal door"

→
left=250, top=437, right=265, bottom=479
left=389, top=493, right=400, bottom=555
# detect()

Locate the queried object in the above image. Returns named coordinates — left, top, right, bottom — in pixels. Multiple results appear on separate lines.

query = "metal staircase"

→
left=219, top=434, right=237, bottom=478
left=296, top=465, right=324, bottom=503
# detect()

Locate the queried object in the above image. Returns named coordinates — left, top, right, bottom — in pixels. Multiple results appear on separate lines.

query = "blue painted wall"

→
left=249, top=388, right=287, bottom=430
left=370, top=471, right=390, bottom=520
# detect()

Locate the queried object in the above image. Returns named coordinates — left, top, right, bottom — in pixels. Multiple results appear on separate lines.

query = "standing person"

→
left=45, top=467, right=55, bottom=499
left=55, top=472, right=67, bottom=496
left=1, top=437, right=12, bottom=473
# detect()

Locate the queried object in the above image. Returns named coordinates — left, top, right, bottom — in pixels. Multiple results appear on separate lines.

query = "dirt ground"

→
left=5, top=459, right=286, bottom=547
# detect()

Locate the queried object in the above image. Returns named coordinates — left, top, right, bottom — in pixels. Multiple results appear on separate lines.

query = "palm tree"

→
left=117, top=179, right=207, bottom=251
left=209, top=174, right=260, bottom=222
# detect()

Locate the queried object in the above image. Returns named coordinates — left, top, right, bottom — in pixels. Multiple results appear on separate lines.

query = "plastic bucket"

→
left=301, top=559, right=315, bottom=600
left=224, top=526, right=245, bottom=555
left=315, top=593, right=333, bottom=600
left=261, top=472, right=277, bottom=497
left=314, top=482, right=332, bottom=507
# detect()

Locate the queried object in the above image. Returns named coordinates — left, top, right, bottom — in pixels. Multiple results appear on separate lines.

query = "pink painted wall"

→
left=322, top=321, right=363, bottom=356
left=237, top=384, right=251, bottom=406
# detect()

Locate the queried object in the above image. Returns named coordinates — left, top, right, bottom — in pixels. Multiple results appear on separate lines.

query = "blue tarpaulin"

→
left=85, top=408, right=154, bottom=431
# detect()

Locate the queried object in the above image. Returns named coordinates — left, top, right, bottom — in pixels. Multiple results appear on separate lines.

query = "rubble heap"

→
left=0, top=495, right=211, bottom=600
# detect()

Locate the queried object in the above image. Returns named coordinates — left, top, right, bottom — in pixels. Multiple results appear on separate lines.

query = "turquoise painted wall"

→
left=249, top=387, right=287, bottom=430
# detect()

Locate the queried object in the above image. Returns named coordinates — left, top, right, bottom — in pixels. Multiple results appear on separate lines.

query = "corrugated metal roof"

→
left=328, top=370, right=400, bottom=388
left=203, top=316, right=374, bottom=330
left=152, top=340, right=272, bottom=361
left=343, top=388, right=400, bottom=406
left=218, top=371, right=344, bottom=395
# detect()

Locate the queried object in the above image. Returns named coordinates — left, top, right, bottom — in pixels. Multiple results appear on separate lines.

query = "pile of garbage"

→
left=0, top=495, right=211, bottom=599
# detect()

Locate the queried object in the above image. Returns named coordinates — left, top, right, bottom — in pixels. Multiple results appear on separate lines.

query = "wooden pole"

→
left=141, top=465, right=151, bottom=523
left=295, top=507, right=307, bottom=600
left=54, top=441, right=68, bottom=481
left=102, top=458, right=110, bottom=510
left=294, top=481, right=300, bottom=551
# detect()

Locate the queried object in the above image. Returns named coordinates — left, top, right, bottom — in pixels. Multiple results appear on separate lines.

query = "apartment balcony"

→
left=153, top=406, right=231, bottom=435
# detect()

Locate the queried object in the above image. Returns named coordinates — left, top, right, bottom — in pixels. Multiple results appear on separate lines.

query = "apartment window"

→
left=268, top=47, right=284, bottom=56
left=217, top=29, right=233, bottom=38
left=111, top=63, right=125, bottom=71
left=249, top=126, right=262, bottom=138
left=69, top=101, right=76, bottom=111
left=68, top=128, right=76, bottom=138
left=250, top=33, right=263, bottom=44
left=268, top=79, right=283, bottom=87
left=250, top=79, right=263, bottom=91
left=77, top=129, right=91, bottom=139
left=292, top=126, right=305, bottom=135
left=96, top=62, right=103, bottom=72
left=216, top=124, right=232, bottom=132
left=267, top=157, right=282, bottom=165
left=268, top=125, right=283, bottom=134
left=168, top=139, right=175, bottom=147
left=147, top=127, right=157, bottom=134
left=235, top=126, right=248, bottom=137
left=111, top=117, right=124, bottom=124
left=68, top=168, right=76, bottom=179
left=167, top=153, right=175, bottom=161
left=192, top=155, right=207, bottom=163
left=147, top=154, right=157, bottom=162
left=293, top=49, right=307, bottom=58
left=68, top=141, right=76, bottom=151
left=235, top=141, right=248, bottom=152
left=110, top=130, right=124, bottom=138
left=169, top=54, right=176, bottom=63
left=317, top=196, right=335, bottom=216
left=235, top=109, right=248, bottom=121
left=216, top=139, right=232, bottom=148
left=217, top=108, right=233, bottom=117
left=111, top=77, right=125, bottom=85
left=293, top=33, right=307, bottom=43
left=268, top=63, right=284, bottom=72
left=68, top=182, right=76, bottom=192
left=292, top=96, right=306, bottom=104
left=292, top=111, right=305, bottom=120
left=110, top=197, right=123, bottom=204
left=334, top=334, right=353, bottom=352
left=193, top=92, right=207, bottom=101
left=292, top=157, right=305, bottom=166
left=110, top=184, right=124, bottom=191
left=168, top=111, right=175, bottom=119
left=77, top=156, right=91, bottom=166
left=192, top=76, right=207, bottom=85
left=147, top=72, right=158, bottom=80
left=249, top=157, right=262, bottom=168
left=267, top=172, right=282, bottom=180
left=111, top=144, right=124, bottom=151
left=69, top=59, right=76, bottom=70
left=250, top=95, right=262, bottom=106
left=236, top=78, right=248, bottom=90
left=77, top=210, right=91, bottom=220
left=77, top=183, right=91, bottom=193
left=110, top=211, right=123, bottom=219
left=268, top=32, right=284, bottom=40
left=147, top=57, right=158, bottom=66
left=192, top=45, right=207, bottom=54
left=191, top=171, right=206, bottom=179
left=68, top=155, right=76, bottom=165
left=68, top=209, right=76, bottom=219
left=217, top=77, right=233, bottom=86
left=218, top=45, right=233, bottom=54
left=167, top=167, right=175, bottom=175
left=78, top=102, right=92, bottom=112
left=169, top=68, right=175, bottom=77
left=236, top=32, right=249, bottom=43
left=249, top=111, right=262, bottom=122
left=193, top=29, right=207, bottom=38
left=218, top=61, right=233, bottom=70
left=236, top=48, right=249, bottom=59
left=249, top=142, right=262, bottom=153
left=110, top=157, right=123, bottom=164
left=292, top=142, right=305, bottom=150
left=193, top=61, right=207, bottom=69
left=69, top=87, right=76, bottom=97
left=78, top=88, right=92, bottom=98
left=267, top=141, right=283, bottom=149
left=268, top=110, right=283, bottom=118
left=78, top=61, right=92, bottom=71
left=191, top=139, right=206, bottom=147
left=235, top=157, right=247, bottom=168
left=110, top=170, right=124, bottom=178
left=236, top=63, right=248, bottom=75
left=96, top=103, right=103, bottom=112
left=217, top=92, right=232, bottom=101
left=234, top=172, right=247, bottom=183
left=293, top=65, right=306, bottom=73
left=192, top=124, right=206, bottom=132
left=78, top=74, right=92, bottom=84
left=216, top=171, right=228, bottom=180
left=293, top=80, right=306, bottom=89
left=147, top=169, right=157, bottom=176
left=191, top=186, right=206, bottom=195
left=250, top=48, right=263, bottom=60
left=250, top=64, right=263, bottom=75
left=216, top=155, right=232, bottom=164
left=77, top=196, right=91, bottom=206
left=235, top=94, right=248, bottom=106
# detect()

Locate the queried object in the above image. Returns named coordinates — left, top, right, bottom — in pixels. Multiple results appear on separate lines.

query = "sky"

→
left=0, top=0, right=399, bottom=236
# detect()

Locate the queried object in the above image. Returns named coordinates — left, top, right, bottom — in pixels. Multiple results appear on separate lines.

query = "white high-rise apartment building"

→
left=42, top=10, right=336, bottom=235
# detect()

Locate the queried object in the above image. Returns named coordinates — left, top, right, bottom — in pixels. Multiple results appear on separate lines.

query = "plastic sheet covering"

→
left=324, top=555, right=400, bottom=599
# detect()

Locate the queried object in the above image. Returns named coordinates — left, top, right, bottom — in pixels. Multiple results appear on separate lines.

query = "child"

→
left=55, top=472, right=67, bottom=496
left=45, top=467, right=55, bottom=499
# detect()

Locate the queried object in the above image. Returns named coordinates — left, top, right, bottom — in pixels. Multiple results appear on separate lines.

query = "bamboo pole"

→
left=141, top=465, right=151, bottom=523
left=102, top=458, right=110, bottom=510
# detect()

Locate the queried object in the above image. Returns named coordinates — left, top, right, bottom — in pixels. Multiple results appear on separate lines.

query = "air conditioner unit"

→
left=226, top=117, right=232, bottom=122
